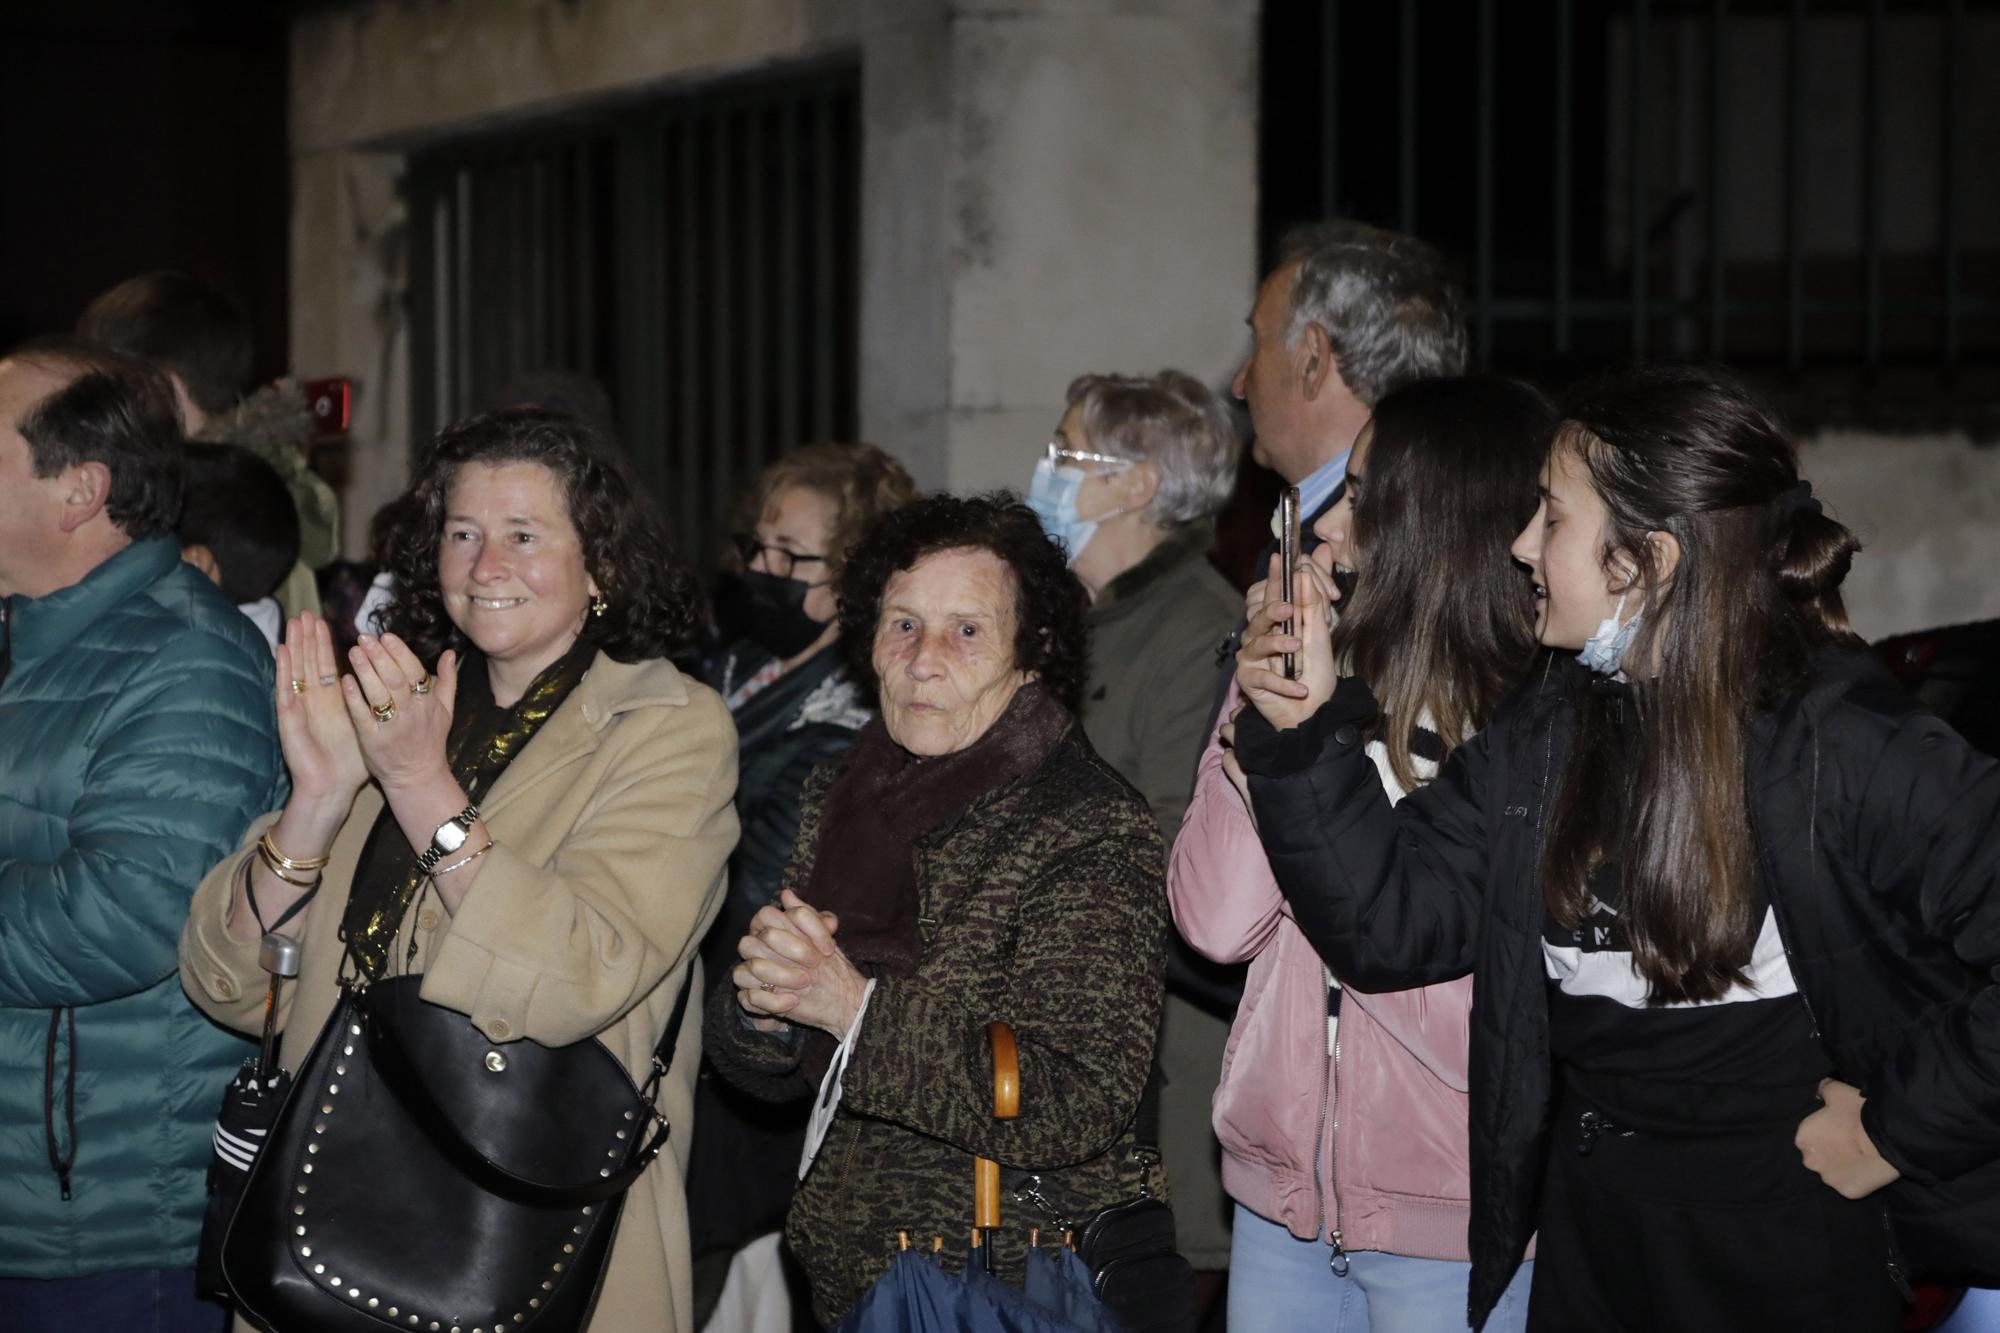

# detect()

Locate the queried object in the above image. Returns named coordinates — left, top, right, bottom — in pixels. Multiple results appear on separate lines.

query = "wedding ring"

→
left=319, top=675, right=338, bottom=687
left=411, top=673, right=433, bottom=696
left=371, top=699, right=397, bottom=722
left=289, top=679, right=305, bottom=694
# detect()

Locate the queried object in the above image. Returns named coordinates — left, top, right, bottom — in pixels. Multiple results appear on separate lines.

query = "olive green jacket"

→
left=1080, top=523, right=1241, bottom=839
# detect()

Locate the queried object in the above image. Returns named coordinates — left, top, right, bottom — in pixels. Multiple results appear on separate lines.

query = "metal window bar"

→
left=403, top=60, right=862, bottom=574
left=1288, top=0, right=1992, bottom=418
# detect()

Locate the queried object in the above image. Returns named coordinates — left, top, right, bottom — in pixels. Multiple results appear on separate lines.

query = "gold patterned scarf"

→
left=339, top=639, right=596, bottom=979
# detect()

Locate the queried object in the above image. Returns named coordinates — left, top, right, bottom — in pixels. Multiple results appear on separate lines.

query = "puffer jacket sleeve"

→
left=0, top=627, right=281, bottom=1007
left=417, top=688, right=738, bottom=1047
left=1237, top=678, right=1485, bottom=992
left=1850, top=711, right=2000, bottom=1184
left=837, top=816, right=1167, bottom=1170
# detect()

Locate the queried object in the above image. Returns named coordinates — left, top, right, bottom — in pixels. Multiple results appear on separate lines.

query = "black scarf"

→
left=796, top=681, right=1072, bottom=1079
left=340, top=638, right=597, bottom=980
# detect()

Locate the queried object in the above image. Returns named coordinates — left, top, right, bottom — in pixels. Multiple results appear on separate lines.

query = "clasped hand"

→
left=733, top=888, right=869, bottom=1039
left=1234, top=546, right=1342, bottom=732
left=275, top=612, right=459, bottom=803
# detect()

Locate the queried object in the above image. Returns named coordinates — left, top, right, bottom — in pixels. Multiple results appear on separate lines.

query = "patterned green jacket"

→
left=704, top=725, right=1168, bottom=1324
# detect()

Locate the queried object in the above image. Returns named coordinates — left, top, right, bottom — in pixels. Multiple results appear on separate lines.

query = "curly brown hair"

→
left=835, top=492, right=1089, bottom=712
left=379, top=408, right=699, bottom=666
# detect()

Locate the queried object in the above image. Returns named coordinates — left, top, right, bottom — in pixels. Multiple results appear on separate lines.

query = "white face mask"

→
left=1576, top=590, right=1642, bottom=677
left=1026, top=458, right=1130, bottom=565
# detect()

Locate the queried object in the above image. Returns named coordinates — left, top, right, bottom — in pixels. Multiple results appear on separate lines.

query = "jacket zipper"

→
left=1328, top=1024, right=1347, bottom=1274
left=1313, top=976, right=1347, bottom=1275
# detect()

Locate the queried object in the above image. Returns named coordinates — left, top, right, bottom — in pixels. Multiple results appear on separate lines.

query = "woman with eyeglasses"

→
left=688, top=441, right=916, bottom=1324
left=1026, top=370, right=1244, bottom=1295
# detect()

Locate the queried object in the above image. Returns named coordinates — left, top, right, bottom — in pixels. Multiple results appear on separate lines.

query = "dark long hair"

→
left=379, top=408, right=699, bottom=665
left=1333, top=376, right=1551, bottom=790
left=1541, top=362, right=1862, bottom=1004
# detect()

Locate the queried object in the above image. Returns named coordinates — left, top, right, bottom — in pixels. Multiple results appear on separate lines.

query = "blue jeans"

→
left=1938, top=1288, right=2000, bottom=1333
left=0, top=1266, right=228, bottom=1333
left=1228, top=1203, right=1532, bottom=1333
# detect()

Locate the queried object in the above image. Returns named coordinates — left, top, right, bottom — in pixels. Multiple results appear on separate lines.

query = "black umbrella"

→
left=194, top=930, right=300, bottom=1302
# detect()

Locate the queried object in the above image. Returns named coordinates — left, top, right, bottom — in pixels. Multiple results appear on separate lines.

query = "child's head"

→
left=178, top=442, right=301, bottom=604
left=1317, top=374, right=1554, bottom=788
left=1514, top=361, right=1859, bottom=671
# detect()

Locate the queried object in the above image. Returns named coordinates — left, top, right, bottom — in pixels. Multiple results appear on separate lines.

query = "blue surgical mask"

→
left=1577, top=591, right=1642, bottom=677
left=1028, top=458, right=1100, bottom=563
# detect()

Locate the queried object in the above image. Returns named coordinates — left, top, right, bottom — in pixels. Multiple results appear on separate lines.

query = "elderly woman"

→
left=703, top=493, right=1169, bottom=1323
left=180, top=408, right=739, bottom=1333
left=1027, top=369, right=1244, bottom=1281
left=689, top=442, right=915, bottom=1313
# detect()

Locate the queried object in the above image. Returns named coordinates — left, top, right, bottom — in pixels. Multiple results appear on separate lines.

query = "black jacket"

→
left=1236, top=650, right=2000, bottom=1328
left=701, top=642, right=871, bottom=984
left=687, top=641, right=870, bottom=1258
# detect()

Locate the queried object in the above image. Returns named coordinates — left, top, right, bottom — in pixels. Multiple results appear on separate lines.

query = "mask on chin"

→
left=1576, top=591, right=1643, bottom=678
left=715, top=569, right=830, bottom=661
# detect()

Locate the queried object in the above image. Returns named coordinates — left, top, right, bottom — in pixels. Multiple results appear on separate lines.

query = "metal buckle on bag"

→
left=1128, top=1145, right=1163, bottom=1199
left=636, top=1105, right=671, bottom=1164
left=1012, top=1173, right=1075, bottom=1232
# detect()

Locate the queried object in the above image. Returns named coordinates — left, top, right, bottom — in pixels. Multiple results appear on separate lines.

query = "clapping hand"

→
left=734, top=889, right=869, bottom=1038
left=344, top=633, right=459, bottom=794
left=1236, top=549, right=1341, bottom=731
left=275, top=612, right=369, bottom=805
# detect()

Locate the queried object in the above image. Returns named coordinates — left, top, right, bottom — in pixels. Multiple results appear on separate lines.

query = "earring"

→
left=590, top=592, right=607, bottom=618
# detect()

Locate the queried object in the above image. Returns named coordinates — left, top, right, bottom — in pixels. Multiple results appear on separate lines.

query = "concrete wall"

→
left=287, top=0, right=1260, bottom=556
left=1804, top=430, right=2000, bottom=640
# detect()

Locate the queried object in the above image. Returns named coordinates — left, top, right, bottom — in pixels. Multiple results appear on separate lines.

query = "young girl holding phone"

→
left=1231, top=362, right=2000, bottom=1330
left=1171, top=375, right=1553, bottom=1331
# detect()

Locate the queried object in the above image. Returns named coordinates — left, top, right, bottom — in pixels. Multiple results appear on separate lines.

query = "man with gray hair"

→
left=1231, top=219, right=1467, bottom=527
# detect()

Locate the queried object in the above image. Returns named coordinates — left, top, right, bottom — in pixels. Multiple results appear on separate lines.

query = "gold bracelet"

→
left=255, top=840, right=321, bottom=889
left=432, top=839, right=494, bottom=878
left=258, top=830, right=331, bottom=873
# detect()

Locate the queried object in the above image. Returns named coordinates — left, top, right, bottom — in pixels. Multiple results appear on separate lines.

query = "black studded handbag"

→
left=221, top=970, right=694, bottom=1333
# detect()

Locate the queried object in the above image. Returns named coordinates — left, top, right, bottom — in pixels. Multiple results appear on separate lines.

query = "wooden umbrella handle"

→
left=989, top=1021, right=1020, bottom=1121
left=974, top=1021, right=1021, bottom=1231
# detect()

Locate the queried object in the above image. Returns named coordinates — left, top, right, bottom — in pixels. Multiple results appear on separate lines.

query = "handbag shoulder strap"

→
left=642, top=957, right=698, bottom=1096
left=1132, top=1061, right=1163, bottom=1160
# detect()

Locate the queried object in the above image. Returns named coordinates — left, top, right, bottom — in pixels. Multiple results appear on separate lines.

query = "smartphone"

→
left=303, top=377, right=353, bottom=435
left=1278, top=485, right=1301, bottom=680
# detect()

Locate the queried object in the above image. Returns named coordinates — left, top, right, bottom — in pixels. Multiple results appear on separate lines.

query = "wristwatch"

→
left=417, top=805, right=480, bottom=875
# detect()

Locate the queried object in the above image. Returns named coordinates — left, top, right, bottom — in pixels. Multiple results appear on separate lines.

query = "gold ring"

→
left=371, top=699, right=397, bottom=722
left=319, top=675, right=337, bottom=687
left=289, top=679, right=305, bottom=694
left=411, top=673, right=432, bottom=696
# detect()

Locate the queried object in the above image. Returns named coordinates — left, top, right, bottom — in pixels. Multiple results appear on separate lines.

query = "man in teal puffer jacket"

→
left=0, top=338, right=283, bottom=1330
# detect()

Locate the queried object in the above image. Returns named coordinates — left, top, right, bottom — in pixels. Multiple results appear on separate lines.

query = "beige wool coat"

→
left=181, top=653, right=739, bottom=1333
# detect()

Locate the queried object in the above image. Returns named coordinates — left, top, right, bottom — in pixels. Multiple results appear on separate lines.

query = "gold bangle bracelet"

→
left=255, top=843, right=321, bottom=889
left=432, top=838, right=494, bottom=878
left=258, top=830, right=331, bottom=873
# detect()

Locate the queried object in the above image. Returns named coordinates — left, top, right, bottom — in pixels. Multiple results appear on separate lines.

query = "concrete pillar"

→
left=291, top=148, right=410, bottom=557
left=860, top=0, right=1261, bottom=494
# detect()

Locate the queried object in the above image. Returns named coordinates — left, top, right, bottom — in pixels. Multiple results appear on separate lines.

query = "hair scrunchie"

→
left=1777, top=479, right=1823, bottom=521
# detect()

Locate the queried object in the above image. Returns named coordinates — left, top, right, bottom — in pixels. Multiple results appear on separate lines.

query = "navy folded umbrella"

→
left=1025, top=1244, right=1123, bottom=1333
left=832, top=1248, right=1116, bottom=1333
